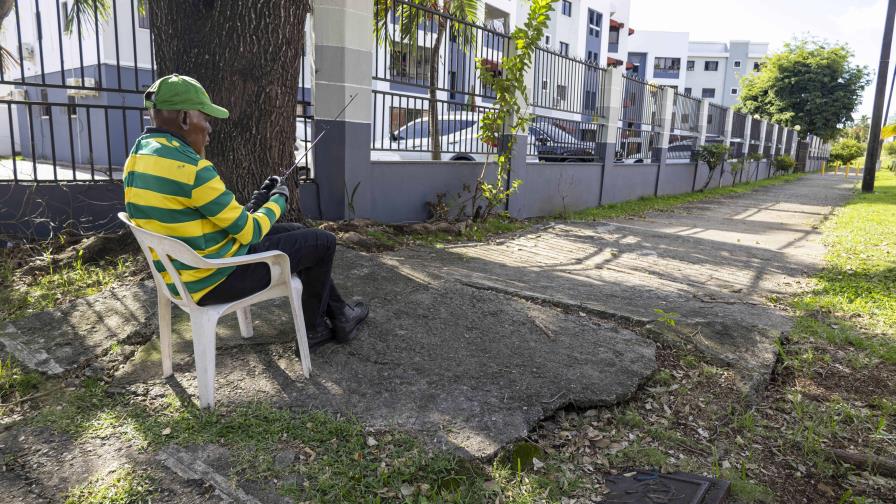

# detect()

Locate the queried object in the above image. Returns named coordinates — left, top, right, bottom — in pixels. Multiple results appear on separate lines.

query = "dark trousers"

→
left=199, top=223, right=346, bottom=329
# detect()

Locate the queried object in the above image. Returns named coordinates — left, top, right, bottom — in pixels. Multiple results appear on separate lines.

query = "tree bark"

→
left=428, top=17, right=446, bottom=161
left=148, top=0, right=309, bottom=217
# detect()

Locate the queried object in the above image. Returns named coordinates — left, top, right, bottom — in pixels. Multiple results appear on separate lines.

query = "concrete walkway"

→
left=2, top=174, right=855, bottom=461
left=389, top=174, right=856, bottom=394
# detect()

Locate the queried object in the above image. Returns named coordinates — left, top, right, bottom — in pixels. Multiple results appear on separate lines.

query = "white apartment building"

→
left=685, top=40, right=768, bottom=106
left=625, top=30, right=689, bottom=91
left=536, top=0, right=632, bottom=65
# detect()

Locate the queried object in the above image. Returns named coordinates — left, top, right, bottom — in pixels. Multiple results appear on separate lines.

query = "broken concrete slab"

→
left=1, top=281, right=157, bottom=375
left=158, top=445, right=263, bottom=504
left=116, top=248, right=656, bottom=458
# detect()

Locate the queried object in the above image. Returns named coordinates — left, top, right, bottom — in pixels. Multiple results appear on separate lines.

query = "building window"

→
left=704, top=61, right=719, bottom=71
left=138, top=6, right=150, bottom=29
left=687, top=60, right=695, bottom=71
left=753, top=61, right=762, bottom=71
left=544, top=34, right=551, bottom=46
left=67, top=96, right=77, bottom=118
left=730, top=88, right=739, bottom=95
left=556, top=84, right=568, bottom=102
left=586, top=50, right=596, bottom=63
left=608, top=27, right=619, bottom=50
left=390, top=43, right=432, bottom=85
left=684, top=87, right=692, bottom=96
left=559, top=42, right=569, bottom=56
left=701, top=88, right=716, bottom=99
left=561, top=0, right=572, bottom=17
left=654, top=57, right=681, bottom=76
left=587, top=10, right=602, bottom=38
left=733, top=60, right=742, bottom=68
left=40, top=89, right=50, bottom=117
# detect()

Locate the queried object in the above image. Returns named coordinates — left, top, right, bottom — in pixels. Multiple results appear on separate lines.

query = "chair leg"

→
left=158, top=291, right=173, bottom=378
left=190, top=311, right=219, bottom=409
left=287, top=276, right=312, bottom=378
left=236, top=307, right=254, bottom=338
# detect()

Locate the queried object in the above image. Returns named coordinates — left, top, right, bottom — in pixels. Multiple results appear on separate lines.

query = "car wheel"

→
left=450, top=154, right=475, bottom=161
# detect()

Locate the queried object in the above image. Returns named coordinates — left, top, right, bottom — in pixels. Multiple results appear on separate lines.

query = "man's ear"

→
left=179, top=111, right=190, bottom=130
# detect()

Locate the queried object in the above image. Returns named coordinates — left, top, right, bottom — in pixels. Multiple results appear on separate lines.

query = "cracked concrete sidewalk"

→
left=387, top=174, right=856, bottom=394
left=2, top=174, right=853, bottom=464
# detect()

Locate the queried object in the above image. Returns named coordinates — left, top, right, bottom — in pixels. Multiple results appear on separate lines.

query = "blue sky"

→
left=630, top=0, right=888, bottom=119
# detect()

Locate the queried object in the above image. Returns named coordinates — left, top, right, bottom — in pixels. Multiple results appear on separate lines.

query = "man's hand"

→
left=245, top=176, right=282, bottom=213
left=270, top=181, right=289, bottom=204
left=244, top=190, right=270, bottom=212
left=259, top=176, right=280, bottom=193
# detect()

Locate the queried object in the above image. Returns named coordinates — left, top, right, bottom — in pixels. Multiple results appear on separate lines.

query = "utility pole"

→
left=863, top=0, right=896, bottom=192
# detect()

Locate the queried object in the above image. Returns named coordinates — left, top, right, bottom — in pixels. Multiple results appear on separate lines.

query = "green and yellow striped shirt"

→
left=123, top=129, right=285, bottom=302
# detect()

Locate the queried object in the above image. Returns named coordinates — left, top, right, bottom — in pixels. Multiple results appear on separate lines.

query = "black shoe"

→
left=329, top=301, right=369, bottom=342
left=296, top=320, right=333, bottom=359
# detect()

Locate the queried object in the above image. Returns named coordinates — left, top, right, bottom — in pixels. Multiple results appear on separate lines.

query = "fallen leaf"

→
left=366, top=436, right=378, bottom=447
left=400, top=484, right=415, bottom=497
left=532, top=457, right=545, bottom=470
left=161, top=427, right=171, bottom=436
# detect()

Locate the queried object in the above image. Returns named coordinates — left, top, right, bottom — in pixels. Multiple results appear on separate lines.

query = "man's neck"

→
left=144, top=127, right=193, bottom=152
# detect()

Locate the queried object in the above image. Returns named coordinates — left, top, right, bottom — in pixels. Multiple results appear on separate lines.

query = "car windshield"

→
left=531, top=123, right=580, bottom=144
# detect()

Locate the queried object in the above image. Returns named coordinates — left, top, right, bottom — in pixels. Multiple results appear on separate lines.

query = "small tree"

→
left=772, top=154, right=796, bottom=174
left=829, top=139, right=865, bottom=168
left=472, top=0, right=553, bottom=221
left=694, top=143, right=731, bottom=191
left=883, top=141, right=896, bottom=159
left=745, top=152, right=765, bottom=181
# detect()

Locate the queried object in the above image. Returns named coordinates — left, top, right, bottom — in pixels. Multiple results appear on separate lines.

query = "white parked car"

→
left=371, top=112, right=494, bottom=162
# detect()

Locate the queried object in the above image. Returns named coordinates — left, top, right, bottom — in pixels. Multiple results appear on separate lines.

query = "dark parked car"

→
left=529, top=122, right=595, bottom=162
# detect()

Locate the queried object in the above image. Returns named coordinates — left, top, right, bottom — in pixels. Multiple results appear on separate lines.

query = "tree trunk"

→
left=148, top=0, right=309, bottom=218
left=428, top=17, right=446, bottom=161
left=699, top=167, right=716, bottom=192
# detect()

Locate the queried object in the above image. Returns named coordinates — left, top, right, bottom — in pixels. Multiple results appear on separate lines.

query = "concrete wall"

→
left=0, top=182, right=124, bottom=239
left=656, top=162, right=697, bottom=195
left=600, top=163, right=660, bottom=204
left=509, top=162, right=603, bottom=218
left=353, top=160, right=498, bottom=223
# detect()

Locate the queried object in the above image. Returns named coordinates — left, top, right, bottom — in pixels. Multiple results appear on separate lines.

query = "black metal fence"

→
left=707, top=103, right=726, bottom=138
left=762, top=125, right=774, bottom=156
left=0, top=0, right=155, bottom=182
left=372, top=0, right=508, bottom=159
left=531, top=48, right=606, bottom=117
left=370, top=90, right=496, bottom=158
left=0, top=1, right=315, bottom=183
left=730, top=111, right=747, bottom=140
left=615, top=128, right=658, bottom=163
left=527, top=115, right=604, bottom=162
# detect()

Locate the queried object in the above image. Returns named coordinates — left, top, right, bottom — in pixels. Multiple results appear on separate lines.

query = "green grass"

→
left=63, top=465, right=155, bottom=504
left=0, top=250, right=136, bottom=322
left=33, top=380, right=569, bottom=503
left=0, top=357, right=43, bottom=405
left=790, top=170, right=896, bottom=362
left=567, top=173, right=804, bottom=221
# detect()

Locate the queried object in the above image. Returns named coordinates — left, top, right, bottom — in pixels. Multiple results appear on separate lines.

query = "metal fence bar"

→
left=707, top=103, right=727, bottom=137
left=672, top=91, right=700, bottom=133
left=531, top=47, right=606, bottom=117
left=731, top=111, right=747, bottom=140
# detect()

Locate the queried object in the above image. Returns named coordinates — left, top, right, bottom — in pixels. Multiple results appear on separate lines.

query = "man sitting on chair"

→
left=123, top=74, right=367, bottom=353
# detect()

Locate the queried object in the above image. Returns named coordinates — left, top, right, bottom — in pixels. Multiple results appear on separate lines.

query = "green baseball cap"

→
left=144, top=74, right=230, bottom=119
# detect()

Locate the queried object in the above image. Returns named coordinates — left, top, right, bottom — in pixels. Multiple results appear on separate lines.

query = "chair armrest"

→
left=203, top=250, right=289, bottom=269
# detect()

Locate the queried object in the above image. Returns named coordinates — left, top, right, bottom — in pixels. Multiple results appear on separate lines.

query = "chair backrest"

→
left=118, top=212, right=206, bottom=308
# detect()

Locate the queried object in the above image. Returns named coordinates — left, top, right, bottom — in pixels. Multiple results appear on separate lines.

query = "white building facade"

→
left=625, top=30, right=689, bottom=91
left=685, top=40, right=768, bottom=107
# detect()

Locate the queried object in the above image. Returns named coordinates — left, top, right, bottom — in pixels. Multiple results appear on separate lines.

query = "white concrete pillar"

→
left=600, top=67, right=625, bottom=163
left=697, top=100, right=710, bottom=147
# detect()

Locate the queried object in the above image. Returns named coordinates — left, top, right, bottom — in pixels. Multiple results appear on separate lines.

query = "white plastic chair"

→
left=118, top=212, right=311, bottom=409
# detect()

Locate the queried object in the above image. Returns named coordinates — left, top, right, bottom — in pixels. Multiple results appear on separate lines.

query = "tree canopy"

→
left=737, top=38, right=870, bottom=141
